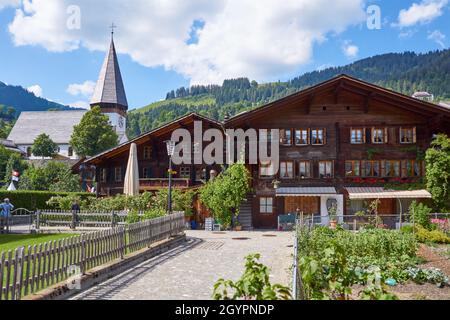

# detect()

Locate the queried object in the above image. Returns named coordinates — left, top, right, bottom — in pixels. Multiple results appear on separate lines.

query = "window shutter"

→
left=413, top=127, right=417, bottom=143
left=324, top=128, right=327, bottom=145
left=401, top=160, right=407, bottom=177
left=380, top=160, right=386, bottom=177
left=363, top=128, right=367, bottom=144
left=384, top=128, right=389, bottom=144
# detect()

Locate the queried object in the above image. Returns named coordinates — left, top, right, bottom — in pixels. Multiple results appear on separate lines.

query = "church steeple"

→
left=91, top=28, right=129, bottom=143
left=90, top=32, right=128, bottom=114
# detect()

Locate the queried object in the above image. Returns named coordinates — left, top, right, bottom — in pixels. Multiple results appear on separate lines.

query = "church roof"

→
left=91, top=38, right=128, bottom=108
left=7, top=110, right=87, bottom=145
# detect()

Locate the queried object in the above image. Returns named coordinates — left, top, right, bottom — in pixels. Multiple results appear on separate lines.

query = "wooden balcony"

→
left=139, top=178, right=191, bottom=190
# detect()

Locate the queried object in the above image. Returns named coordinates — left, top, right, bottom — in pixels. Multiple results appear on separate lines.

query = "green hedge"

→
left=0, top=191, right=96, bottom=211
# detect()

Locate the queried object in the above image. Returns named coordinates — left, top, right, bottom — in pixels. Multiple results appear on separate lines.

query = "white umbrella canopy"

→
left=124, top=143, right=140, bottom=196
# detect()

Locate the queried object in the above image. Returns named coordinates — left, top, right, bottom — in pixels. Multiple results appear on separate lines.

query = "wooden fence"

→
left=0, top=212, right=185, bottom=301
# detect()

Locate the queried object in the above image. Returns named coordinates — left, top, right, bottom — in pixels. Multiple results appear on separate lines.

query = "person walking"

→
left=0, top=198, right=14, bottom=234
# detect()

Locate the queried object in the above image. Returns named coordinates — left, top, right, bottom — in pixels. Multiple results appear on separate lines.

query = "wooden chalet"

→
left=83, top=75, right=450, bottom=229
left=83, top=113, right=223, bottom=196
left=225, top=75, right=450, bottom=229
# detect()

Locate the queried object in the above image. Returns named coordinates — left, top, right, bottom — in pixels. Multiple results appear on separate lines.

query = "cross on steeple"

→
left=110, top=23, right=117, bottom=37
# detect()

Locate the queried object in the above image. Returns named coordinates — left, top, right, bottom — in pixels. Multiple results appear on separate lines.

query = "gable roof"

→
left=225, top=74, right=450, bottom=125
left=0, top=139, right=25, bottom=154
left=7, top=110, right=87, bottom=144
left=84, top=113, right=222, bottom=165
left=91, top=38, right=128, bottom=108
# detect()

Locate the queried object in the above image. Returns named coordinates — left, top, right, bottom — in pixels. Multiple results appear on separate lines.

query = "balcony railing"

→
left=139, top=178, right=191, bottom=189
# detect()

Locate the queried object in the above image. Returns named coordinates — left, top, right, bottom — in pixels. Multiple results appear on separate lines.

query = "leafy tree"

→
left=70, top=106, right=118, bottom=157
left=2, top=152, right=28, bottom=187
left=0, top=145, right=13, bottom=183
left=425, top=134, right=450, bottom=211
left=31, top=133, right=58, bottom=159
left=213, top=254, right=291, bottom=300
left=200, top=163, right=251, bottom=228
left=19, top=161, right=81, bottom=192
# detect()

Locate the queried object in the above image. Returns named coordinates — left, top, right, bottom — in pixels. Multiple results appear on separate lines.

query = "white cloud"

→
left=0, top=0, right=20, bottom=10
left=342, top=41, right=359, bottom=59
left=27, top=84, right=42, bottom=97
left=68, top=100, right=90, bottom=109
left=67, top=80, right=96, bottom=97
left=428, top=30, right=446, bottom=48
left=7, top=0, right=366, bottom=85
left=395, top=0, right=448, bottom=28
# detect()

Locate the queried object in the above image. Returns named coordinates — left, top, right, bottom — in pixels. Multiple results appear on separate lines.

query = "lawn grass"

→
left=0, top=234, right=74, bottom=254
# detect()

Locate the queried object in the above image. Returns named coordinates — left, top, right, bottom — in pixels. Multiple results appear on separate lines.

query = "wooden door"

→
left=377, top=199, right=396, bottom=215
left=284, top=197, right=320, bottom=215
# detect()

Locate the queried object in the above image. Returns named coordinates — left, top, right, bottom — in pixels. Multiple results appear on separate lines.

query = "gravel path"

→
left=71, top=230, right=294, bottom=300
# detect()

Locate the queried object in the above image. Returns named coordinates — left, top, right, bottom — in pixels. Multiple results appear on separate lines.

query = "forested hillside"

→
left=127, top=49, right=450, bottom=138
left=0, top=81, right=68, bottom=115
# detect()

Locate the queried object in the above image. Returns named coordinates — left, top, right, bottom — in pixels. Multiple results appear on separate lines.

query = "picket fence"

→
left=0, top=212, right=185, bottom=301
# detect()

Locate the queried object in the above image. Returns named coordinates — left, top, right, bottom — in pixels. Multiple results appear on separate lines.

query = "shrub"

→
left=213, top=254, right=291, bottom=300
left=415, top=226, right=450, bottom=244
left=0, top=190, right=95, bottom=211
left=409, top=201, right=433, bottom=230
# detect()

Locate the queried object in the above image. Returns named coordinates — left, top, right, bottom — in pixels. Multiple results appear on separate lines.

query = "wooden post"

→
left=36, top=211, right=40, bottom=231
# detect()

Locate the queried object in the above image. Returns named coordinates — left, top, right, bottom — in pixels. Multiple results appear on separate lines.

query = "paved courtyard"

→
left=71, top=230, right=294, bottom=300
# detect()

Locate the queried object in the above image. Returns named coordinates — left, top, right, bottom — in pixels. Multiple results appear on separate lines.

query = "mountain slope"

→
left=127, top=49, right=449, bottom=138
left=0, top=81, right=69, bottom=116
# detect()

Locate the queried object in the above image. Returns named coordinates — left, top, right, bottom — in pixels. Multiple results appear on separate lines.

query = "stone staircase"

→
left=237, top=196, right=253, bottom=230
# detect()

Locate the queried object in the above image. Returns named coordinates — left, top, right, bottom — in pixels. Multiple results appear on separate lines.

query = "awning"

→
left=345, top=187, right=432, bottom=200
left=276, top=187, right=337, bottom=197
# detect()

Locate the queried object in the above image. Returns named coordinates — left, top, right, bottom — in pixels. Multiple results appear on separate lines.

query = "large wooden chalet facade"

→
left=83, top=75, right=450, bottom=229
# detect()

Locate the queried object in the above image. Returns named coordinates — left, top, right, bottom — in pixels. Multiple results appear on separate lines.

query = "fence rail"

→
left=0, top=212, right=185, bottom=301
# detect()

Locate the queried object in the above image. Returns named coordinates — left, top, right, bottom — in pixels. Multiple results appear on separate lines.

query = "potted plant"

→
left=235, top=220, right=242, bottom=231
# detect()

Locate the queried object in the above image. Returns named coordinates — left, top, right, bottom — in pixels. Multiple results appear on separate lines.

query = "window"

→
left=280, top=129, right=292, bottom=146
left=180, top=167, right=191, bottom=179
left=319, top=161, right=333, bottom=179
left=192, top=142, right=201, bottom=154
left=400, top=127, right=416, bottom=144
left=260, top=162, right=275, bottom=177
left=311, top=129, right=325, bottom=145
left=68, top=147, right=73, bottom=157
left=363, top=161, right=380, bottom=177
left=345, top=161, right=361, bottom=177
left=280, top=161, right=294, bottom=179
left=351, top=128, right=365, bottom=144
left=143, top=146, right=152, bottom=159
left=196, top=168, right=206, bottom=181
left=299, top=161, right=311, bottom=179
left=295, top=129, right=309, bottom=145
left=260, top=197, right=273, bottom=214
left=402, top=160, right=422, bottom=177
left=114, top=167, right=122, bottom=182
left=100, top=168, right=107, bottom=183
left=142, top=168, right=151, bottom=179
left=372, top=128, right=387, bottom=144
left=384, top=160, right=400, bottom=177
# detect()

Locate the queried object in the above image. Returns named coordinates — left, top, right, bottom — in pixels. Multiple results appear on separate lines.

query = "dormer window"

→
left=351, top=128, right=365, bottom=144
left=295, top=129, right=309, bottom=145
left=372, top=128, right=387, bottom=144
left=280, top=129, right=292, bottom=146
left=311, top=129, right=326, bottom=145
left=400, top=127, right=416, bottom=144
left=143, top=146, right=152, bottom=160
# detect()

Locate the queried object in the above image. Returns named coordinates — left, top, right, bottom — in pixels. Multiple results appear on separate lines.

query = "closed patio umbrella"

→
left=124, top=143, right=140, bottom=196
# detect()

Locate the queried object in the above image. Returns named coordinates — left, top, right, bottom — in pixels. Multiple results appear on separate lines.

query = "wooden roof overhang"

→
left=84, top=113, right=223, bottom=166
left=224, top=74, right=450, bottom=127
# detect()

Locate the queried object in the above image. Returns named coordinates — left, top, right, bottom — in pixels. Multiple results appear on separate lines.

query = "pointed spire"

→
left=90, top=31, right=128, bottom=110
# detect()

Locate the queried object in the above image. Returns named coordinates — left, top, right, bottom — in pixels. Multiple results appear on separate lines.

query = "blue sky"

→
left=0, top=0, right=448, bottom=110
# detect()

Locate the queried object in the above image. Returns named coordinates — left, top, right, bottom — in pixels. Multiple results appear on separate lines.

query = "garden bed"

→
left=297, top=227, right=449, bottom=300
